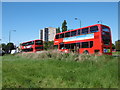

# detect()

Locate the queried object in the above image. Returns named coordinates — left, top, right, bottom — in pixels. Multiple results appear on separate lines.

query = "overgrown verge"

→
left=15, top=50, right=114, bottom=62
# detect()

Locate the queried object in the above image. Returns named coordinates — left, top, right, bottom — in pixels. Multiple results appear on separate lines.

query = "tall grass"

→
left=2, top=51, right=118, bottom=88
left=15, top=50, right=114, bottom=62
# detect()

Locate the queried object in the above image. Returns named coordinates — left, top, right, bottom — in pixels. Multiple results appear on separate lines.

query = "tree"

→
left=115, top=40, right=120, bottom=51
left=62, top=20, right=67, bottom=32
left=44, top=41, right=54, bottom=50
left=6, top=42, right=15, bottom=53
left=1, top=43, right=6, bottom=51
left=112, top=43, right=115, bottom=49
left=56, top=27, right=61, bottom=33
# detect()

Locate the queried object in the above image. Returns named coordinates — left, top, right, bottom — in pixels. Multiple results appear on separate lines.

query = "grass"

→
left=112, top=51, right=120, bottom=55
left=0, top=56, right=2, bottom=89
left=2, top=51, right=118, bottom=88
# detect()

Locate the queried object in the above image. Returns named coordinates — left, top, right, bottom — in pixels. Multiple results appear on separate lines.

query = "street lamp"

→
left=97, top=20, right=102, bottom=24
left=75, top=18, right=81, bottom=28
left=9, top=30, right=16, bottom=43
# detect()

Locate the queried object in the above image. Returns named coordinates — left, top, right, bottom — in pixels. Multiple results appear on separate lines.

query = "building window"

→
left=45, top=28, right=48, bottom=42
left=40, top=30, right=43, bottom=40
left=90, top=26, right=98, bottom=33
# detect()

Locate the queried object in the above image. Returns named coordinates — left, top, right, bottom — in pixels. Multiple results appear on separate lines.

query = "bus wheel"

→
left=83, top=50, right=89, bottom=54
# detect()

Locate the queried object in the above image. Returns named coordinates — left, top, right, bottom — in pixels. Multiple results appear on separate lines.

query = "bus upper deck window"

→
left=77, top=29, right=81, bottom=35
left=65, top=32, right=70, bottom=37
left=82, top=28, right=88, bottom=34
left=71, top=30, right=77, bottom=36
left=35, top=40, right=42, bottom=45
left=90, top=26, right=98, bottom=33
left=102, top=26, right=110, bottom=32
left=27, top=41, right=34, bottom=45
left=55, top=35, right=59, bottom=39
left=60, top=33, right=64, bottom=38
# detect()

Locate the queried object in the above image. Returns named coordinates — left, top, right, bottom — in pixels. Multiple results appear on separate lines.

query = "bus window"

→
left=82, top=42, right=89, bottom=48
left=35, top=46, right=43, bottom=49
left=65, top=32, right=70, bottom=37
left=71, top=31, right=77, bottom=37
left=90, top=41, right=93, bottom=48
left=22, top=48, right=33, bottom=52
left=102, top=32, right=110, bottom=36
left=35, top=40, right=43, bottom=45
left=82, top=28, right=88, bottom=34
left=65, top=44, right=70, bottom=49
left=71, top=43, right=76, bottom=49
left=90, top=26, right=98, bottom=33
left=54, top=45, right=58, bottom=49
left=102, top=36, right=110, bottom=45
left=60, top=33, right=64, bottom=38
left=102, top=26, right=110, bottom=32
left=22, top=43, right=26, bottom=46
left=60, top=44, right=64, bottom=49
left=77, top=29, right=81, bottom=35
left=76, top=43, right=80, bottom=48
left=27, top=41, right=34, bottom=45
left=55, top=35, right=59, bottom=39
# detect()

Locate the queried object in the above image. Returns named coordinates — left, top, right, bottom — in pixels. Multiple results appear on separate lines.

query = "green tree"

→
left=112, top=43, right=115, bottom=49
left=44, top=41, right=54, bottom=50
left=115, top=40, right=120, bottom=51
left=1, top=43, right=6, bottom=51
left=6, top=42, right=15, bottom=53
left=56, top=27, right=61, bottom=33
left=62, top=20, right=67, bottom=32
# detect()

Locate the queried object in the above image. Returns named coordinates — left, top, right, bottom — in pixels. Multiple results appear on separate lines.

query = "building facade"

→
left=39, top=27, right=56, bottom=42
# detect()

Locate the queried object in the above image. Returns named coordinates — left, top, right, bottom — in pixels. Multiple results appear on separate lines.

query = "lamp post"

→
left=75, top=18, right=81, bottom=28
left=97, top=20, right=102, bottom=24
left=9, top=30, right=16, bottom=43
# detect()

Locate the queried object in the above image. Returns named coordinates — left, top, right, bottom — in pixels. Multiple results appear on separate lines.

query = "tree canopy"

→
left=62, top=20, right=67, bottom=32
left=56, top=27, right=61, bottom=33
left=115, top=40, right=120, bottom=51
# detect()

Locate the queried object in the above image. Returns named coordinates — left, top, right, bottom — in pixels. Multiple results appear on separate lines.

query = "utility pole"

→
left=9, top=30, right=16, bottom=43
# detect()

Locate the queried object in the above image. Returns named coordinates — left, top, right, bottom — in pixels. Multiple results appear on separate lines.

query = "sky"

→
left=1, top=2, right=118, bottom=46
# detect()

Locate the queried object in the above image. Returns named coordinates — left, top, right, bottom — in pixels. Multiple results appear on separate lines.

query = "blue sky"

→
left=2, top=2, right=118, bottom=46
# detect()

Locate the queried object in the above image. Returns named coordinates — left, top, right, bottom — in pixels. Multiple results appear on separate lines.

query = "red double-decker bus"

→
left=20, top=39, right=43, bottom=53
left=54, top=24, right=112, bottom=55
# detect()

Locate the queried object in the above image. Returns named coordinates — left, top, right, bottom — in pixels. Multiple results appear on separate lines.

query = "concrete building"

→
left=39, top=27, right=56, bottom=42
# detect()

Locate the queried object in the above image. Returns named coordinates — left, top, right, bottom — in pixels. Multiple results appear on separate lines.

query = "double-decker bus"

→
left=54, top=24, right=112, bottom=55
left=20, top=39, right=43, bottom=53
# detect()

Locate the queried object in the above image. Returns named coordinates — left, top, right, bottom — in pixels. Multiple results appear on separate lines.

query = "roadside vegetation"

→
left=2, top=50, right=118, bottom=88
